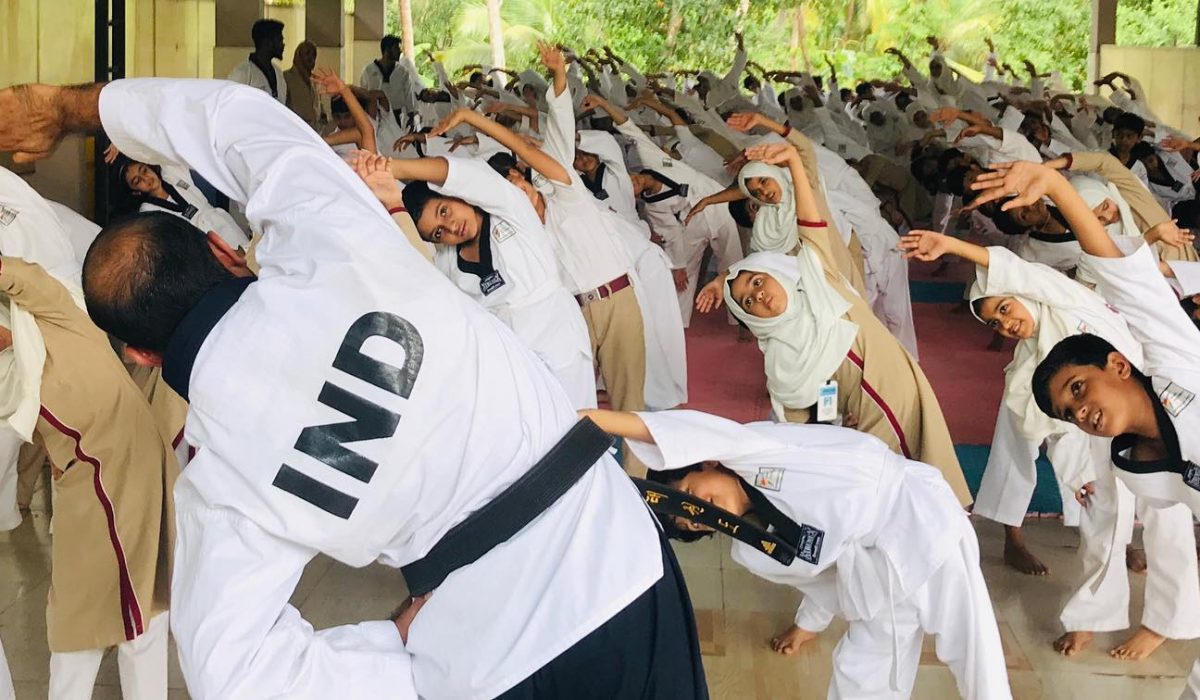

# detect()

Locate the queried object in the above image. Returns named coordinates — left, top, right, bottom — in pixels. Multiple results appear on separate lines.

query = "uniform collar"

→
left=162, top=277, right=256, bottom=401
left=1110, top=374, right=1184, bottom=475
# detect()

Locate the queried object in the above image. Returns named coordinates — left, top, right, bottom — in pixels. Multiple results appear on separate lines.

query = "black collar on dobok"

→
left=163, top=276, right=256, bottom=401
left=1111, top=374, right=1187, bottom=478
left=581, top=162, right=609, bottom=200
left=632, top=477, right=802, bottom=566
left=140, top=181, right=194, bottom=218
left=640, top=170, right=689, bottom=204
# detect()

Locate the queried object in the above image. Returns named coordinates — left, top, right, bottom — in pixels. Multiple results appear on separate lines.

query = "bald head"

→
left=83, top=211, right=234, bottom=353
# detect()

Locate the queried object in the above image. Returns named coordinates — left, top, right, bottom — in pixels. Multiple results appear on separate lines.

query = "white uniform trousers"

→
left=671, top=221, right=743, bottom=329
left=827, top=517, right=1010, bottom=700
left=0, top=635, right=13, bottom=700
left=48, top=612, right=169, bottom=700
left=974, top=407, right=1080, bottom=528
left=0, top=427, right=24, bottom=531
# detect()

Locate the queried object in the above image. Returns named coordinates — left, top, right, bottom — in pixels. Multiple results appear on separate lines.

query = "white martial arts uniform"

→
left=577, top=129, right=642, bottom=225
left=99, top=79, right=663, bottom=699
left=616, top=120, right=743, bottom=327
left=359, top=59, right=415, bottom=117
left=814, top=145, right=917, bottom=357
left=137, top=163, right=251, bottom=248
left=227, top=57, right=287, bottom=104
left=45, top=201, right=101, bottom=267
left=429, top=157, right=596, bottom=409
left=971, top=247, right=1199, bottom=637
left=1062, top=243, right=1200, bottom=700
left=628, top=410, right=1010, bottom=700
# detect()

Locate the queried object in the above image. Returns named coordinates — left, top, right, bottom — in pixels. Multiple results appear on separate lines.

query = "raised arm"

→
left=315, top=69, right=380, bottom=154
left=972, top=161, right=1122, bottom=258
left=577, top=409, right=654, bottom=444
left=897, top=230, right=991, bottom=267
left=430, top=107, right=570, bottom=184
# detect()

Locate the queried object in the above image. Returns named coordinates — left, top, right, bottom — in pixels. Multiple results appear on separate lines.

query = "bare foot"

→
left=1004, top=526, right=1049, bottom=576
left=1126, top=545, right=1147, bottom=574
left=1053, top=630, right=1094, bottom=656
left=770, top=624, right=818, bottom=656
left=1109, top=626, right=1165, bottom=660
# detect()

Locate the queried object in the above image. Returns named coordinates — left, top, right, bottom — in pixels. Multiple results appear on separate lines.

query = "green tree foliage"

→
left=384, top=0, right=1196, bottom=89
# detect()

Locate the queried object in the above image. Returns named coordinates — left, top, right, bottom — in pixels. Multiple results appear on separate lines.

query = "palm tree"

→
left=400, top=0, right=415, bottom=59
left=487, top=0, right=506, bottom=68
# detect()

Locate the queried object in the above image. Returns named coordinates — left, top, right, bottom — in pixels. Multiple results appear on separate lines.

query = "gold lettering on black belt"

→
left=273, top=312, right=424, bottom=518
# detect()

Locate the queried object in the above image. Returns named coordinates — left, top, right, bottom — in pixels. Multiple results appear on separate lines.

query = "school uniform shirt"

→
left=98, top=78, right=662, bottom=700
left=0, top=258, right=177, bottom=652
left=0, top=168, right=82, bottom=287
left=359, top=59, right=415, bottom=116
left=628, top=410, right=967, bottom=624
left=957, top=128, right=1042, bottom=168
left=1082, top=242, right=1200, bottom=513
left=227, top=57, right=287, bottom=105
left=137, top=164, right=250, bottom=249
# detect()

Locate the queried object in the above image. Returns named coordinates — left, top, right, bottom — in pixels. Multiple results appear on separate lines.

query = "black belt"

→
left=401, top=418, right=614, bottom=597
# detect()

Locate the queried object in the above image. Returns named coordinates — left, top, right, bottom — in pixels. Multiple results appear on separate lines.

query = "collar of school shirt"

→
left=163, top=276, right=256, bottom=401
left=1110, top=374, right=1184, bottom=475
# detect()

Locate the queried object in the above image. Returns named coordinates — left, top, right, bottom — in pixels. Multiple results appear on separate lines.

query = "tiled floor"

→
left=0, top=488, right=1196, bottom=698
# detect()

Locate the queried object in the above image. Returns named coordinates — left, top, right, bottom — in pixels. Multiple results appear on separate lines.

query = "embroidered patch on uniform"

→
left=796, top=524, right=825, bottom=565
left=661, top=158, right=675, bottom=169
left=479, top=270, right=506, bottom=296
left=1183, top=463, right=1200, bottom=492
left=175, top=179, right=191, bottom=190
left=1160, top=382, right=1196, bottom=418
left=755, top=467, right=784, bottom=491
left=531, top=172, right=549, bottom=190
left=492, top=221, right=518, bottom=243
left=0, top=203, right=18, bottom=227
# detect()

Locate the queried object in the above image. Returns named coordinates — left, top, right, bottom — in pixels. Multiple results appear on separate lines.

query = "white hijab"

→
left=968, top=250, right=1133, bottom=441
left=737, top=162, right=799, bottom=255
left=1070, top=175, right=1139, bottom=239
left=724, top=251, right=858, bottom=416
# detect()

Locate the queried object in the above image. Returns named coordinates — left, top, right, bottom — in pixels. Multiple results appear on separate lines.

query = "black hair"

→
left=728, top=197, right=755, bottom=228
left=1032, top=333, right=1141, bottom=418
left=1130, top=141, right=1156, bottom=162
left=944, top=165, right=972, bottom=197
left=251, top=19, right=284, bottom=48
left=486, top=152, right=521, bottom=179
left=854, top=82, right=873, bottom=97
left=82, top=212, right=236, bottom=353
left=330, top=93, right=370, bottom=116
left=1112, top=112, right=1146, bottom=136
left=936, top=147, right=965, bottom=174
left=895, top=92, right=913, bottom=111
left=646, top=465, right=714, bottom=543
left=469, top=71, right=484, bottom=84
left=380, top=35, right=401, bottom=54
left=400, top=180, right=438, bottom=226
left=743, top=75, right=760, bottom=91
left=987, top=204, right=1029, bottom=236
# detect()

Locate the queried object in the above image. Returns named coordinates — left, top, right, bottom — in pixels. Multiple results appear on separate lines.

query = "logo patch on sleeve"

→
left=755, top=467, right=784, bottom=491
left=1160, top=382, right=1195, bottom=418
left=796, top=524, right=825, bottom=565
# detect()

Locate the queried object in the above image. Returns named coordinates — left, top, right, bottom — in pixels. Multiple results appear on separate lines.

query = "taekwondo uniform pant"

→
left=0, top=427, right=24, bottom=531
left=0, top=636, right=12, bottom=700
left=977, top=409, right=1200, bottom=637
left=48, top=612, right=169, bottom=700
left=828, top=517, right=1010, bottom=700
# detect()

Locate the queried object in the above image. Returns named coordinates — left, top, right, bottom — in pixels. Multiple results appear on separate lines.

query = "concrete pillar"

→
left=214, top=0, right=264, bottom=80
left=1089, top=0, right=1117, bottom=89
left=352, top=0, right=386, bottom=83
left=307, top=0, right=345, bottom=80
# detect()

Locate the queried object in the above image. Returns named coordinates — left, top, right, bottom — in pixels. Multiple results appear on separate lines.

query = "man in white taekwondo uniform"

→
left=585, top=408, right=1011, bottom=700
left=0, top=79, right=707, bottom=699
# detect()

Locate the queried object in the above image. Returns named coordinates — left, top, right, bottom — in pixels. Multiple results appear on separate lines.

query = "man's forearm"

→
left=58, top=83, right=106, bottom=131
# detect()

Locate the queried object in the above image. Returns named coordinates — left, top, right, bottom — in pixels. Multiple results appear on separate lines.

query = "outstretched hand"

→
left=694, top=275, right=726, bottom=313
left=726, top=112, right=765, bottom=133
left=311, top=67, right=347, bottom=96
left=429, top=108, right=476, bottom=138
left=969, top=161, right=1062, bottom=211
left=897, top=230, right=952, bottom=262
left=683, top=200, right=708, bottom=226
left=392, top=133, right=426, bottom=152
left=103, top=142, right=120, bottom=164
left=538, top=41, right=566, bottom=74
left=350, top=150, right=403, bottom=210
left=744, top=142, right=797, bottom=167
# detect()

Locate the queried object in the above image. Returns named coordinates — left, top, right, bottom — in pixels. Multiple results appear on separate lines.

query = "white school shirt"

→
left=1083, top=243, right=1200, bottom=513
left=359, top=60, right=414, bottom=115
left=628, top=410, right=968, bottom=623
left=430, top=157, right=592, bottom=381
left=137, top=164, right=251, bottom=249
left=44, top=200, right=100, bottom=267
left=957, top=128, right=1042, bottom=167
left=99, top=79, right=661, bottom=700
left=539, top=87, right=636, bottom=292
left=227, top=58, right=287, bottom=104
left=0, top=168, right=82, bottom=286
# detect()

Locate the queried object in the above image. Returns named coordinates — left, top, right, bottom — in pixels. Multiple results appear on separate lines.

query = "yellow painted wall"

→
left=1100, top=46, right=1200, bottom=135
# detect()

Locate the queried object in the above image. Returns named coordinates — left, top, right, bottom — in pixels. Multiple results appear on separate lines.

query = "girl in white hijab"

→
left=690, top=144, right=969, bottom=503
left=900, top=228, right=1200, bottom=662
